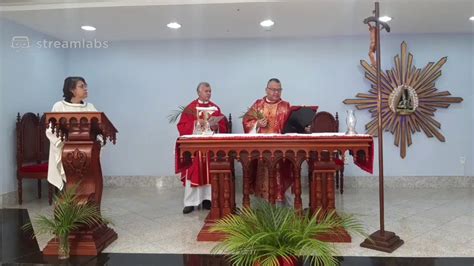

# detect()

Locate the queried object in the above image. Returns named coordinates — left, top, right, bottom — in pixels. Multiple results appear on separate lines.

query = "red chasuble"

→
left=176, top=99, right=228, bottom=187
left=242, top=97, right=292, bottom=201
left=243, top=97, right=291, bottom=134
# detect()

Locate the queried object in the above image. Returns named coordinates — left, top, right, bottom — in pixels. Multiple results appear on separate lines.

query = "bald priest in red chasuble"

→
left=176, top=82, right=229, bottom=214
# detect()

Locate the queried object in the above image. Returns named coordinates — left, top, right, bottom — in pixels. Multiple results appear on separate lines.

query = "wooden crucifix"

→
left=359, top=2, right=404, bottom=253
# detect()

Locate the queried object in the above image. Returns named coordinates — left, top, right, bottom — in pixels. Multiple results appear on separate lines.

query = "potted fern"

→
left=210, top=200, right=367, bottom=266
left=23, top=184, right=109, bottom=259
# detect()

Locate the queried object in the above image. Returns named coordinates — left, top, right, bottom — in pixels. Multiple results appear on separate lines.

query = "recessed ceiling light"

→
left=469, top=16, right=474, bottom=21
left=81, top=25, right=96, bottom=31
left=167, top=22, right=181, bottom=29
left=260, top=19, right=275, bottom=27
left=379, top=16, right=392, bottom=22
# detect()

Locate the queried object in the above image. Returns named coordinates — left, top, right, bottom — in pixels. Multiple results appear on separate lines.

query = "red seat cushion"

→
left=334, top=158, right=344, bottom=166
left=20, top=163, right=48, bottom=173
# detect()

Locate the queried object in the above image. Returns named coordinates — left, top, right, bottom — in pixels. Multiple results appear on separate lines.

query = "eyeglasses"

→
left=267, top=88, right=283, bottom=93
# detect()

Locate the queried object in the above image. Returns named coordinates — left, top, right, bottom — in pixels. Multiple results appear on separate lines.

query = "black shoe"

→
left=182, top=206, right=195, bottom=214
left=202, top=200, right=211, bottom=210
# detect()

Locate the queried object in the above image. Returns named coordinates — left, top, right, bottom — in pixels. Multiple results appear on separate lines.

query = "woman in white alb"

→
left=46, top=77, right=98, bottom=190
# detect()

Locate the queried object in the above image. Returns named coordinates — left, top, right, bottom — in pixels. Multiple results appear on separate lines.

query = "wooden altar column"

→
left=292, top=162, right=303, bottom=213
left=310, top=163, right=337, bottom=214
left=198, top=161, right=234, bottom=241
left=310, top=160, right=351, bottom=242
left=209, top=161, right=235, bottom=220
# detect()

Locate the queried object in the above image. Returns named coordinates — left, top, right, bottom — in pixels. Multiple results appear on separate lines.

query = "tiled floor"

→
left=4, top=186, right=473, bottom=257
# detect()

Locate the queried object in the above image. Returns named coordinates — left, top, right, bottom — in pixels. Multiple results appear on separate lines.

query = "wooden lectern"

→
left=42, top=112, right=118, bottom=256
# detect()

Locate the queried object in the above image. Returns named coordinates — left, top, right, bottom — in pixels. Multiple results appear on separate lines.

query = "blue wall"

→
left=471, top=34, right=474, bottom=180
left=1, top=19, right=66, bottom=194
left=1, top=18, right=472, bottom=194
left=0, top=23, right=5, bottom=194
left=66, top=35, right=472, bottom=178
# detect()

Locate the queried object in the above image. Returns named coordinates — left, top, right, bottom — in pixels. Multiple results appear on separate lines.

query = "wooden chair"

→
left=16, top=112, right=53, bottom=205
left=227, top=113, right=232, bottom=133
left=226, top=114, right=236, bottom=191
left=309, top=111, right=345, bottom=194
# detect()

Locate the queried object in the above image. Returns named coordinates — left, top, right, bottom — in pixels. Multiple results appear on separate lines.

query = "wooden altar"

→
left=176, top=133, right=373, bottom=242
left=42, top=112, right=118, bottom=256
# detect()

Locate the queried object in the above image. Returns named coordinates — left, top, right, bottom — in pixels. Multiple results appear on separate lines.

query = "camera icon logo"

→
left=11, top=36, right=30, bottom=48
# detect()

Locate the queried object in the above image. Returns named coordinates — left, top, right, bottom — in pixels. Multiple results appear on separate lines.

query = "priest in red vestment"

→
left=177, top=82, right=229, bottom=214
left=242, top=78, right=293, bottom=204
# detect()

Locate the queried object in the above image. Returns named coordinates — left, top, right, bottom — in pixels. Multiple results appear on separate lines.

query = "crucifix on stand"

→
left=359, top=2, right=404, bottom=253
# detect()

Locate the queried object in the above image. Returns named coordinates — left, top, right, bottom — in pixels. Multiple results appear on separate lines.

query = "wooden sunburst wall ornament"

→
left=344, top=41, right=463, bottom=158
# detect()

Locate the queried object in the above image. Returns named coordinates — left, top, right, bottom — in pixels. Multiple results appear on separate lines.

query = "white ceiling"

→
left=0, top=0, right=473, bottom=41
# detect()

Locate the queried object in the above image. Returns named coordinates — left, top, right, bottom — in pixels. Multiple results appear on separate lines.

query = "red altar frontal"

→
left=176, top=133, right=373, bottom=242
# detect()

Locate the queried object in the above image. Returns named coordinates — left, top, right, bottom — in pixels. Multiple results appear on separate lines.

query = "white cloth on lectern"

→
left=46, top=100, right=97, bottom=190
left=184, top=179, right=211, bottom=207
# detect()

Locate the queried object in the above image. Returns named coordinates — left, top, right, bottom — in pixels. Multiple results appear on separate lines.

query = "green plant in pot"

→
left=210, top=200, right=368, bottom=266
left=23, top=184, right=109, bottom=260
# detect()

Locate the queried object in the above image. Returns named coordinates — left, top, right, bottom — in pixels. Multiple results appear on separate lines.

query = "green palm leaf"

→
left=167, top=105, right=196, bottom=124
left=22, top=184, right=110, bottom=242
left=211, top=200, right=367, bottom=266
left=239, top=106, right=265, bottom=120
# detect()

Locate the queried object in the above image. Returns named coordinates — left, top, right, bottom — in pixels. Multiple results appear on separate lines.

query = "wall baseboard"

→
left=343, top=175, right=473, bottom=189
left=103, top=175, right=183, bottom=188
left=1, top=190, right=19, bottom=207
left=104, top=175, right=474, bottom=189
left=3, top=175, right=472, bottom=205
